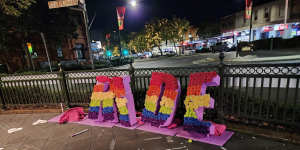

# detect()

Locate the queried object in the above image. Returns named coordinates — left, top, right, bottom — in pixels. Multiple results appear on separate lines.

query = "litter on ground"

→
left=71, top=129, right=89, bottom=137
left=144, top=137, right=163, bottom=141
left=32, top=119, right=48, bottom=125
left=8, top=128, right=23, bottom=134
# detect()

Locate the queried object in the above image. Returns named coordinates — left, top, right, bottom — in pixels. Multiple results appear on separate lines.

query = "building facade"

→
left=220, top=0, right=300, bottom=45
left=0, top=12, right=90, bottom=73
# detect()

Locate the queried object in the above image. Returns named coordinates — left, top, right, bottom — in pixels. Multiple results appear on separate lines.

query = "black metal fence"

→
left=0, top=57, right=299, bottom=129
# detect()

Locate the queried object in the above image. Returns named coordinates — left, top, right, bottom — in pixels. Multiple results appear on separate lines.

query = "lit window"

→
left=75, top=50, right=83, bottom=59
left=57, top=46, right=63, bottom=57
left=74, top=44, right=84, bottom=59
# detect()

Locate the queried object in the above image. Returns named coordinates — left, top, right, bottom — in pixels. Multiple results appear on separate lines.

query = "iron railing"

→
left=0, top=54, right=299, bottom=129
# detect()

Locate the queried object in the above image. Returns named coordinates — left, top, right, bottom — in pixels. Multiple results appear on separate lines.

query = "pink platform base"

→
left=48, top=114, right=115, bottom=128
left=176, top=127, right=234, bottom=146
left=79, top=118, right=115, bottom=128
left=114, top=123, right=141, bottom=130
left=49, top=114, right=234, bottom=146
left=136, top=123, right=180, bottom=136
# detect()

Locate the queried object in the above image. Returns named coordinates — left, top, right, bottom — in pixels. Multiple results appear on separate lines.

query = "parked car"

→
left=183, top=49, right=196, bottom=55
left=196, top=48, right=210, bottom=53
left=238, top=42, right=254, bottom=52
left=131, top=54, right=138, bottom=58
left=166, top=50, right=177, bottom=56
left=211, top=42, right=229, bottom=53
left=143, top=52, right=152, bottom=58
left=137, top=53, right=144, bottom=59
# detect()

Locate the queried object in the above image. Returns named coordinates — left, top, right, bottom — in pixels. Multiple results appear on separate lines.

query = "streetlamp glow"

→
left=130, top=0, right=137, bottom=7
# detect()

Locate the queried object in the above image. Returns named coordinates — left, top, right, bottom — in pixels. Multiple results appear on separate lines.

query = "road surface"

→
left=113, top=51, right=300, bottom=69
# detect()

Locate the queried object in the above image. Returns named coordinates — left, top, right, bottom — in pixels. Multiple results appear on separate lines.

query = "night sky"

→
left=86, top=0, right=270, bottom=32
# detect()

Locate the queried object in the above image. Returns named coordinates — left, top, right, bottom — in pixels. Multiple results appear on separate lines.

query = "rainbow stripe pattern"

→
left=88, top=83, right=105, bottom=119
left=112, top=77, right=131, bottom=127
left=142, top=72, right=178, bottom=127
left=88, top=76, right=116, bottom=121
left=183, top=72, right=217, bottom=135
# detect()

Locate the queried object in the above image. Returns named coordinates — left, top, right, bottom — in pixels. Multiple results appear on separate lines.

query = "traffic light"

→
left=106, top=50, right=112, bottom=57
left=26, top=43, right=33, bottom=54
left=122, top=49, right=129, bottom=56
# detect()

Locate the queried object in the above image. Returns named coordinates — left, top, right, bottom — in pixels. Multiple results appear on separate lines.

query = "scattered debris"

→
left=71, top=129, right=88, bottom=137
left=138, top=120, right=145, bottom=125
left=166, top=136, right=174, bottom=143
left=59, top=107, right=85, bottom=124
left=8, top=128, right=23, bottom=134
left=32, top=119, right=48, bottom=125
left=167, top=123, right=178, bottom=129
left=188, top=139, right=192, bottom=143
left=172, top=146, right=187, bottom=150
left=109, top=139, right=116, bottom=150
left=144, top=137, right=162, bottom=141
left=220, top=147, right=227, bottom=150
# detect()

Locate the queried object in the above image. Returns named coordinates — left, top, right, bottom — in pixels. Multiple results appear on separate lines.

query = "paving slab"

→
left=0, top=113, right=299, bottom=150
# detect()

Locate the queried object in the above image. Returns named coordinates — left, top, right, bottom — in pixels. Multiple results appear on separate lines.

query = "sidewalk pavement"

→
left=230, top=49, right=300, bottom=62
left=0, top=113, right=299, bottom=150
left=193, top=49, right=300, bottom=64
left=231, top=54, right=300, bottom=62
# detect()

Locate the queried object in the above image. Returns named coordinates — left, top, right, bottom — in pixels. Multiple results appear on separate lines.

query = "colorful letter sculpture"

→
left=88, top=76, right=111, bottom=119
left=183, top=72, right=221, bottom=136
left=51, top=71, right=233, bottom=146
left=142, top=72, right=180, bottom=127
left=89, top=76, right=118, bottom=122
left=112, top=76, right=137, bottom=127
left=88, top=76, right=137, bottom=127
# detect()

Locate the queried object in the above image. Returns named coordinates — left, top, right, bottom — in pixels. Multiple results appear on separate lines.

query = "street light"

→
left=130, top=0, right=137, bottom=7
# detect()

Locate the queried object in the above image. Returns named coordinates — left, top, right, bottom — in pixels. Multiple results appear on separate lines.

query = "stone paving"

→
left=0, top=113, right=299, bottom=150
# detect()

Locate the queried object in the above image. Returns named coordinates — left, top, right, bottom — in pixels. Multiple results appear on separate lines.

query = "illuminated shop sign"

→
left=292, top=23, right=300, bottom=29
left=263, top=26, right=273, bottom=32
left=274, top=24, right=288, bottom=31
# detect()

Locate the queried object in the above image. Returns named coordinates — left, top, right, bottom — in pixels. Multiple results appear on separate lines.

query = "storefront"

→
left=232, top=30, right=250, bottom=43
left=273, top=24, right=288, bottom=38
left=222, top=22, right=300, bottom=46
left=259, top=24, right=288, bottom=39
left=291, top=23, right=300, bottom=37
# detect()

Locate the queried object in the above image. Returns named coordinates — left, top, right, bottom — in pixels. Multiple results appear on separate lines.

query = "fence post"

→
left=218, top=52, right=225, bottom=124
left=129, top=63, right=135, bottom=92
left=270, top=38, right=273, bottom=51
left=59, top=64, right=71, bottom=108
left=0, top=77, right=7, bottom=110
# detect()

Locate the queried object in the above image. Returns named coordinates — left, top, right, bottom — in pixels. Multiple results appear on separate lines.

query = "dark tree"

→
left=0, top=0, right=79, bottom=71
